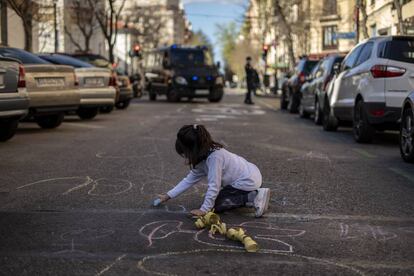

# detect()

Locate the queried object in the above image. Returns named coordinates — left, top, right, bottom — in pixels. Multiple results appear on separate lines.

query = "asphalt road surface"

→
left=1, top=90, right=413, bottom=276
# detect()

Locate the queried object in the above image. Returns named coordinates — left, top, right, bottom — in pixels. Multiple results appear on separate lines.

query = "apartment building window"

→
left=323, top=0, right=337, bottom=15
left=323, top=26, right=338, bottom=49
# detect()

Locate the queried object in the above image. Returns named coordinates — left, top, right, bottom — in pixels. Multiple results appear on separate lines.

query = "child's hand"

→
left=190, top=209, right=206, bottom=216
left=158, top=194, right=170, bottom=203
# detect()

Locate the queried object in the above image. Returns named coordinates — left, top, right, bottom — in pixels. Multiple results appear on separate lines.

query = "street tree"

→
left=188, top=30, right=215, bottom=60
left=87, top=0, right=126, bottom=63
left=393, top=0, right=406, bottom=35
left=123, top=4, right=166, bottom=50
left=215, top=22, right=237, bottom=71
left=6, top=0, right=40, bottom=51
left=358, top=0, right=369, bottom=40
left=65, top=0, right=99, bottom=53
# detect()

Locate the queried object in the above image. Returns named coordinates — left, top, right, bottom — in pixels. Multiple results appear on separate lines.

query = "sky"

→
left=183, top=0, right=248, bottom=64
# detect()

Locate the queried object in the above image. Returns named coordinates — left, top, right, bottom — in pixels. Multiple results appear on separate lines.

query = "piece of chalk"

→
left=153, top=198, right=161, bottom=207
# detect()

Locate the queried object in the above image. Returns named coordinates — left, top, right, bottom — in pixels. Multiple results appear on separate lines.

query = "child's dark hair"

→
left=175, top=124, right=223, bottom=168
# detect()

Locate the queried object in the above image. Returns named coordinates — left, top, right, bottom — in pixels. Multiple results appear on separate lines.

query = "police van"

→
left=143, top=45, right=224, bottom=102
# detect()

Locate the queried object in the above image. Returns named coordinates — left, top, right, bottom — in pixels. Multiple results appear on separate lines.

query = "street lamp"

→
left=53, top=0, right=58, bottom=52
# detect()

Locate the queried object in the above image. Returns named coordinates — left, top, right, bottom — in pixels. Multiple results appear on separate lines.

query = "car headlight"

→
left=215, top=76, right=224, bottom=85
left=175, top=76, right=188, bottom=85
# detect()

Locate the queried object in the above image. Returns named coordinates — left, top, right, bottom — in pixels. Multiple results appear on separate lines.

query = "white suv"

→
left=322, top=36, right=414, bottom=143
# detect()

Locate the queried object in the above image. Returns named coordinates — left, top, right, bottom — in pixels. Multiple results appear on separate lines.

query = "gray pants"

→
left=213, top=185, right=250, bottom=213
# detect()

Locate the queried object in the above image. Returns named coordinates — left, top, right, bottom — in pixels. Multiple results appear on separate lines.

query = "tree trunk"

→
left=23, top=19, right=32, bottom=52
left=108, top=43, right=115, bottom=64
left=393, top=0, right=405, bottom=35
left=360, top=0, right=369, bottom=39
left=274, top=1, right=296, bottom=70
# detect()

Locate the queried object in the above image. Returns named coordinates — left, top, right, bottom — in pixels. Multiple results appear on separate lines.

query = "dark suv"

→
left=143, top=45, right=224, bottom=102
left=281, top=57, right=319, bottom=113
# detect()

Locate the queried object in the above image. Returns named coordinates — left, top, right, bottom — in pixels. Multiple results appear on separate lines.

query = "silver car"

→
left=323, top=36, right=414, bottom=143
left=0, top=57, right=30, bottom=141
left=38, top=54, right=116, bottom=120
left=0, top=47, right=80, bottom=129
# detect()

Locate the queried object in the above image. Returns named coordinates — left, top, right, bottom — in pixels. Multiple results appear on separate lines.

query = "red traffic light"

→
left=133, top=45, right=141, bottom=51
left=263, top=45, right=269, bottom=51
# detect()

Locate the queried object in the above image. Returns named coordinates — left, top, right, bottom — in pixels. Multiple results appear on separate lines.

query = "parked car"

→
left=38, top=53, right=117, bottom=120
left=299, top=54, right=345, bottom=124
left=67, top=53, right=132, bottom=110
left=281, top=57, right=319, bottom=113
left=322, top=36, right=414, bottom=143
left=0, top=57, right=30, bottom=141
left=0, top=47, right=80, bottom=129
left=400, top=91, right=414, bottom=163
left=143, top=45, right=224, bottom=102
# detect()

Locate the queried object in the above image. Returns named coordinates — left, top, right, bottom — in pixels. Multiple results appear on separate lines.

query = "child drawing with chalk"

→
left=155, top=124, right=270, bottom=217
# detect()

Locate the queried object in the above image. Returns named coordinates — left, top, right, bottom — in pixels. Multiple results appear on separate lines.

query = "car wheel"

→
left=100, top=106, right=114, bottom=114
left=167, top=89, right=180, bottom=102
left=299, top=102, right=310, bottom=118
left=0, top=119, right=18, bottom=142
left=36, top=113, right=64, bottom=129
left=77, top=108, right=98, bottom=120
left=116, top=99, right=131, bottom=109
left=280, top=92, right=288, bottom=110
left=353, top=100, right=374, bottom=143
left=400, top=107, right=414, bottom=163
left=148, top=85, right=157, bottom=101
left=322, top=98, right=338, bottom=131
left=314, top=99, right=323, bottom=125
left=208, top=88, right=224, bottom=103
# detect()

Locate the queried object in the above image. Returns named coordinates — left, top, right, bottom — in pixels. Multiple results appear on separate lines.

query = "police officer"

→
left=244, top=56, right=255, bottom=105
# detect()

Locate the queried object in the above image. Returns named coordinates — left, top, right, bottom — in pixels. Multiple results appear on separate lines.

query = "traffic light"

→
left=130, top=44, right=141, bottom=58
left=262, top=45, right=269, bottom=60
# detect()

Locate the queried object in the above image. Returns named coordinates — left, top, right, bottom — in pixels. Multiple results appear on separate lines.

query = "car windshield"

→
left=73, top=55, right=111, bottom=68
left=0, top=48, right=49, bottom=64
left=39, top=54, right=93, bottom=68
left=383, top=39, right=414, bottom=64
left=304, top=60, right=319, bottom=75
left=170, top=49, right=213, bottom=66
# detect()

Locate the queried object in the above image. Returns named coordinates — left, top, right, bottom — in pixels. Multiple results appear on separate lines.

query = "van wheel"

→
left=314, top=99, right=323, bottom=125
left=353, top=100, right=374, bottom=143
left=100, top=106, right=114, bottom=114
left=322, top=98, right=338, bottom=131
left=36, top=113, right=64, bottom=129
left=116, top=99, right=131, bottom=109
left=0, top=119, right=18, bottom=142
left=167, top=89, right=180, bottom=102
left=77, top=108, right=98, bottom=120
left=400, top=107, right=414, bottom=163
left=209, top=88, right=223, bottom=103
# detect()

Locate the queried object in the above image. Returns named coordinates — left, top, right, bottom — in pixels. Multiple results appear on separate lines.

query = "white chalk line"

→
left=16, top=177, right=90, bottom=190
left=64, top=122, right=105, bottom=129
left=96, top=254, right=127, bottom=276
left=136, top=249, right=366, bottom=276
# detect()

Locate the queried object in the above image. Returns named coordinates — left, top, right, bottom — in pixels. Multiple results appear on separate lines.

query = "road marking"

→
left=96, top=254, right=127, bottom=276
left=352, top=148, right=377, bottom=159
left=256, top=99, right=278, bottom=111
left=389, top=167, right=414, bottom=185
left=64, top=123, right=104, bottom=129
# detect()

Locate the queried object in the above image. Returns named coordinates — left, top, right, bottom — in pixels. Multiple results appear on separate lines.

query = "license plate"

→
left=85, top=77, right=104, bottom=86
left=195, top=89, right=210, bottom=95
left=36, top=77, right=65, bottom=87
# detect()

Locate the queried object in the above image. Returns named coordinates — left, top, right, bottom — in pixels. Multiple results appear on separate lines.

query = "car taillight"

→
left=370, top=65, right=406, bottom=78
left=73, top=72, right=79, bottom=86
left=369, top=109, right=385, bottom=117
left=18, top=64, right=26, bottom=88
left=299, top=72, right=305, bottom=83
